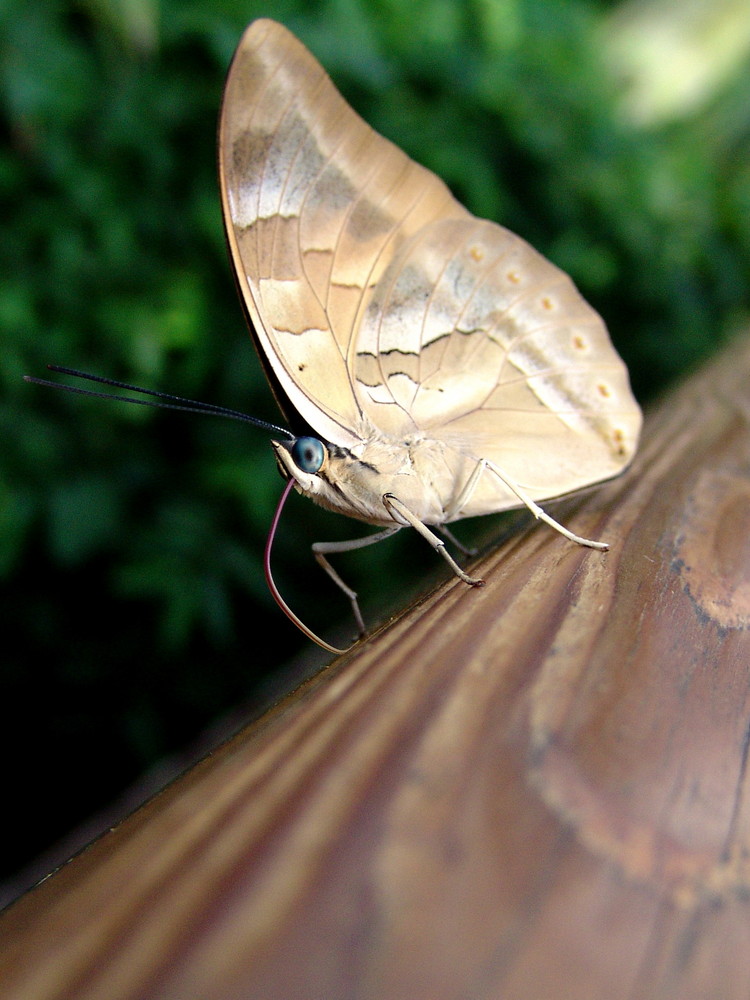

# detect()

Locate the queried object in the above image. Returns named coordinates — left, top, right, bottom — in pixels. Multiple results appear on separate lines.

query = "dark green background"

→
left=2, top=0, right=748, bottom=899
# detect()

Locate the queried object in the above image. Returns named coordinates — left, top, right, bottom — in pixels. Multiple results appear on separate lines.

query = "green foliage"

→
left=2, top=0, right=749, bottom=891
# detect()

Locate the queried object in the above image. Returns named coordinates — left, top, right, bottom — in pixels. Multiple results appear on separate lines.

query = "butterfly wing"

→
left=351, top=213, right=642, bottom=515
left=219, top=18, right=468, bottom=446
left=220, top=19, right=641, bottom=517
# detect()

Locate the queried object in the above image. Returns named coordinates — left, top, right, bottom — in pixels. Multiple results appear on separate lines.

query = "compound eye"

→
left=291, top=436, right=325, bottom=474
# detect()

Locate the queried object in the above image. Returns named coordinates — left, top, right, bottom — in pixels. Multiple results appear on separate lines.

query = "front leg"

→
left=313, top=527, right=401, bottom=636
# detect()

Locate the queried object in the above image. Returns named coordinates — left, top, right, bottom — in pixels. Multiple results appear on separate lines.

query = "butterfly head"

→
left=273, top=435, right=330, bottom=495
left=272, top=435, right=389, bottom=524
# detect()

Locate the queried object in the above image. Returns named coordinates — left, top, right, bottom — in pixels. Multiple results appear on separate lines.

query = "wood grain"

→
left=3, top=334, right=750, bottom=999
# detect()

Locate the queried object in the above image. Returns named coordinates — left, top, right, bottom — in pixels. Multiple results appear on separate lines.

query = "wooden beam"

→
left=3, top=334, right=750, bottom=1000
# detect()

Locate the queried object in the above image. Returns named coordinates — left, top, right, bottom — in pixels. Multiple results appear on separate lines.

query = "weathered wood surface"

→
left=3, top=334, right=750, bottom=1000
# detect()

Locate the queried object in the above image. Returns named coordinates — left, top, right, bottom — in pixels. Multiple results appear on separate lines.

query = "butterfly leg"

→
left=438, top=524, right=477, bottom=557
left=451, top=458, right=608, bottom=550
left=313, top=527, right=401, bottom=635
left=382, top=494, right=484, bottom=587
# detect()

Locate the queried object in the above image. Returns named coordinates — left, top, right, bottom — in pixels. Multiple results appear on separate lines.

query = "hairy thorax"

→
left=304, top=433, right=461, bottom=528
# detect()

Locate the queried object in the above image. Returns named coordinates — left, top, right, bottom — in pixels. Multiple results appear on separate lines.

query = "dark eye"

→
left=291, top=436, right=325, bottom=473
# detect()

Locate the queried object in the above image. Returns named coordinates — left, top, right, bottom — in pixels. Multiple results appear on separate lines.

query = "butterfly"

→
left=217, top=19, right=642, bottom=652
left=27, top=20, right=641, bottom=654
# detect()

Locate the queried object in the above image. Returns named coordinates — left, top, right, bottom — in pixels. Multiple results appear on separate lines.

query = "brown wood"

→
left=3, top=334, right=750, bottom=999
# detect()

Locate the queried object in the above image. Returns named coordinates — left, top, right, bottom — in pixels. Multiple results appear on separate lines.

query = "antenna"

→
left=24, top=365, right=292, bottom=439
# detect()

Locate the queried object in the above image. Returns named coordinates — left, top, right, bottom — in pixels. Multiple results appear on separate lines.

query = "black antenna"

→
left=24, top=365, right=292, bottom=439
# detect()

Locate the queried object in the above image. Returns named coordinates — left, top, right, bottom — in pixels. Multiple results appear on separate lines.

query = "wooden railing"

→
left=3, top=333, right=750, bottom=999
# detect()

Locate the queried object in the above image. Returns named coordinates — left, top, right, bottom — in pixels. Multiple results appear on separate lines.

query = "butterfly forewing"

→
left=219, top=18, right=641, bottom=525
left=220, top=18, right=467, bottom=448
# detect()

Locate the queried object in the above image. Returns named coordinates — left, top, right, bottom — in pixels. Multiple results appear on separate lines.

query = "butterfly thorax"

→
left=273, top=433, right=460, bottom=528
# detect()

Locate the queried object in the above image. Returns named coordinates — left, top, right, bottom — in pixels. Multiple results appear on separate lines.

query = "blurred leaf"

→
left=47, top=474, right=122, bottom=562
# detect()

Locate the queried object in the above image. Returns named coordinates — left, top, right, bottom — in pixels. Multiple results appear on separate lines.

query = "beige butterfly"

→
left=218, top=19, right=642, bottom=652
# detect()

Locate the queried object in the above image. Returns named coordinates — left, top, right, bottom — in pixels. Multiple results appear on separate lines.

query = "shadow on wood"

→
left=3, top=334, right=750, bottom=1000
